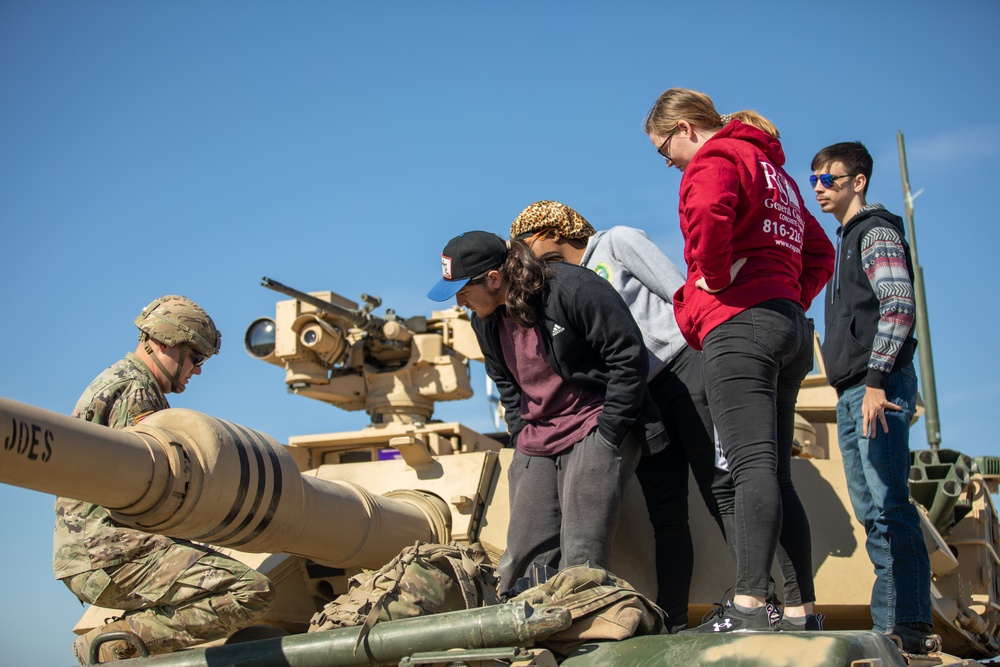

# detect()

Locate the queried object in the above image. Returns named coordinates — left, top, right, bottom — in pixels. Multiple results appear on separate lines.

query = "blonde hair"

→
left=643, top=88, right=779, bottom=139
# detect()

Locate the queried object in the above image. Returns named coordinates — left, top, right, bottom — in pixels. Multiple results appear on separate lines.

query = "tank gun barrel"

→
left=0, top=396, right=449, bottom=569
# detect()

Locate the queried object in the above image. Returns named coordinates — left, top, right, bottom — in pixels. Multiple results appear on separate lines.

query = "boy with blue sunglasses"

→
left=810, top=141, right=938, bottom=655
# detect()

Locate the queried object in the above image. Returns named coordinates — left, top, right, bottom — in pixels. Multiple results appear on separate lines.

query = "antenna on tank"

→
left=898, top=130, right=941, bottom=448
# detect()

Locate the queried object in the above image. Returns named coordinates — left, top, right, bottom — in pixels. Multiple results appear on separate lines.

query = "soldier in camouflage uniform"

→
left=53, top=295, right=274, bottom=663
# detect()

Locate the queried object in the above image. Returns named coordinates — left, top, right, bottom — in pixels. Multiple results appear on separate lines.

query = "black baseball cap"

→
left=427, top=231, right=508, bottom=302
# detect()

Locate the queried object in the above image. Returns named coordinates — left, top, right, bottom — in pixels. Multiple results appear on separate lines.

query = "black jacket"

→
left=822, top=206, right=916, bottom=393
left=472, top=262, right=666, bottom=455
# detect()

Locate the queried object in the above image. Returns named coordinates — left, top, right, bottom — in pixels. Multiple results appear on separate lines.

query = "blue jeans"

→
left=837, top=363, right=931, bottom=631
left=702, top=299, right=815, bottom=605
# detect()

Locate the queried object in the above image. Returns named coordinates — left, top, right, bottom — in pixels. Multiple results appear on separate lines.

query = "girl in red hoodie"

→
left=644, top=88, right=834, bottom=633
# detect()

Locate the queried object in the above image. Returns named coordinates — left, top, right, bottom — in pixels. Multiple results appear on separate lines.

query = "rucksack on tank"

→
left=308, top=541, right=500, bottom=651
left=507, top=563, right=665, bottom=656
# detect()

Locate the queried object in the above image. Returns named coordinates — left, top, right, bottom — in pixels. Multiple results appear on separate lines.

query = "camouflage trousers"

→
left=63, top=540, right=273, bottom=656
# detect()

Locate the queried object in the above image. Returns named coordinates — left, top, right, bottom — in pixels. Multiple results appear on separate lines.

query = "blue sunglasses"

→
left=809, top=173, right=854, bottom=188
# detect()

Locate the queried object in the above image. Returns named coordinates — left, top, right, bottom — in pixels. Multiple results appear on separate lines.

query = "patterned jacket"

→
left=53, top=353, right=176, bottom=580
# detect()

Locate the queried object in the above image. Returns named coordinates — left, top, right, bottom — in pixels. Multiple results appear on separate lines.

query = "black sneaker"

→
left=884, top=623, right=942, bottom=655
left=773, top=612, right=825, bottom=631
left=685, top=601, right=776, bottom=633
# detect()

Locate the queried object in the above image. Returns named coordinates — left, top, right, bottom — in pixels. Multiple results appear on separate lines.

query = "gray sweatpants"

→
left=498, top=427, right=641, bottom=594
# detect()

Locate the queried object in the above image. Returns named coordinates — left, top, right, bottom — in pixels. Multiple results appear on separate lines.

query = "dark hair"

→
left=811, top=141, right=873, bottom=195
left=500, top=240, right=552, bottom=328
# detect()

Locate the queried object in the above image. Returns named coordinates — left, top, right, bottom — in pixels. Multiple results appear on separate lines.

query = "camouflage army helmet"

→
left=135, top=295, right=222, bottom=357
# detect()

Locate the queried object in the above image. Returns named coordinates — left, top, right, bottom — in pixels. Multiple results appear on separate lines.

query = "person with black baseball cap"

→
left=428, top=230, right=666, bottom=597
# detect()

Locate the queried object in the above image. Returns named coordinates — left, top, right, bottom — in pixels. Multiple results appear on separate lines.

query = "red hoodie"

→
left=672, top=120, right=835, bottom=349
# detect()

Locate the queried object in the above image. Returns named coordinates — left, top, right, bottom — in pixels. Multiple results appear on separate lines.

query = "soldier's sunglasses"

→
left=809, top=173, right=854, bottom=188
left=186, top=347, right=208, bottom=367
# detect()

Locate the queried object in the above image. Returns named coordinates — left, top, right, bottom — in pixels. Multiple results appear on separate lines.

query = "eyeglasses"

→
left=809, top=173, right=854, bottom=188
left=516, top=228, right=551, bottom=247
left=656, top=127, right=679, bottom=164
left=186, top=347, right=208, bottom=367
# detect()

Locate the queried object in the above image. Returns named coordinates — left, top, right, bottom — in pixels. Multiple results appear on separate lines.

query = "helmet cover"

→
left=135, top=295, right=221, bottom=357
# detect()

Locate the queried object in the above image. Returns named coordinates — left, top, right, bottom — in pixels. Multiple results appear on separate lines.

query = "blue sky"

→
left=2, top=2, right=998, bottom=663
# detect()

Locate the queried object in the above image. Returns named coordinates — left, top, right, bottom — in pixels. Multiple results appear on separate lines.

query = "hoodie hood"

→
left=842, top=203, right=906, bottom=237
left=711, top=119, right=785, bottom=167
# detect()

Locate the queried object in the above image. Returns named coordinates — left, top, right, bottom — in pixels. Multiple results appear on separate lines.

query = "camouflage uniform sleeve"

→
left=71, top=355, right=168, bottom=428
left=108, top=380, right=166, bottom=428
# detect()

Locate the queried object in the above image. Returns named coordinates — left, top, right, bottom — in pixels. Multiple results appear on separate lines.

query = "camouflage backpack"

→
left=309, top=541, right=500, bottom=651
left=507, top=563, right=666, bottom=656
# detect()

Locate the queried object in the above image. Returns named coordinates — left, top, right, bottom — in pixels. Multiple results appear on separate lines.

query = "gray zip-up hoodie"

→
left=579, top=226, right=688, bottom=380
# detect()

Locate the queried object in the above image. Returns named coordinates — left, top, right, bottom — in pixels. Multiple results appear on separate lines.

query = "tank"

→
left=2, top=276, right=999, bottom=667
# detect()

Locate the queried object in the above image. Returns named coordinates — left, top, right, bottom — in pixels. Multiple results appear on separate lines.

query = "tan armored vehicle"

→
left=1, top=275, right=998, bottom=666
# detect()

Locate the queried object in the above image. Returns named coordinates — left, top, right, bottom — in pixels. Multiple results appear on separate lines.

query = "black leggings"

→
left=635, top=345, right=735, bottom=624
left=701, top=299, right=815, bottom=605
